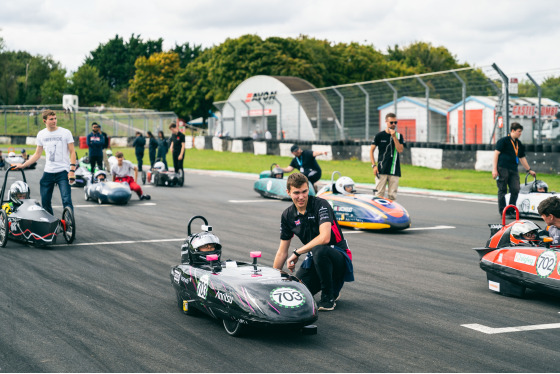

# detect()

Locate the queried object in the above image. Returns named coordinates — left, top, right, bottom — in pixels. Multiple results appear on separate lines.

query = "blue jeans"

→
left=40, top=171, right=73, bottom=215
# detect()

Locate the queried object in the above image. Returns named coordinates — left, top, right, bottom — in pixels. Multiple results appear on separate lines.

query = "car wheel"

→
left=61, top=206, right=76, bottom=244
left=142, top=171, right=146, bottom=185
left=84, top=190, right=89, bottom=201
left=0, top=209, right=8, bottom=247
left=97, top=197, right=103, bottom=205
left=178, top=169, right=184, bottom=187
left=176, top=291, right=196, bottom=316
left=222, top=318, right=245, bottom=337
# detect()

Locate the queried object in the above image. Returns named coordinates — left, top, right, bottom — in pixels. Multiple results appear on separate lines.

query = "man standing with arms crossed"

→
left=169, top=123, right=185, bottom=174
left=86, top=122, right=105, bottom=173
left=370, top=113, right=405, bottom=201
left=492, top=122, right=536, bottom=217
left=16, top=109, right=76, bottom=215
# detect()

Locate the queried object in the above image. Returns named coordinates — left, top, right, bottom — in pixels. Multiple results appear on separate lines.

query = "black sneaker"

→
left=318, top=296, right=336, bottom=311
left=334, top=290, right=341, bottom=302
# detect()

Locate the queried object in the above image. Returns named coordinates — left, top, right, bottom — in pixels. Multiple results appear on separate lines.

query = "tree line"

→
left=2, top=33, right=558, bottom=123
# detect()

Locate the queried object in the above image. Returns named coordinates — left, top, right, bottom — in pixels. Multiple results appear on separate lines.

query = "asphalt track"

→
left=1, top=161, right=560, bottom=373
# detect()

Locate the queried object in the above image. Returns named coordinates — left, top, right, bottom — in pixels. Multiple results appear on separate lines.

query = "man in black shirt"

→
left=273, top=173, right=354, bottom=311
left=492, top=122, right=536, bottom=217
left=169, top=123, right=185, bottom=174
left=276, top=144, right=327, bottom=192
left=132, top=131, right=146, bottom=172
left=370, top=113, right=405, bottom=200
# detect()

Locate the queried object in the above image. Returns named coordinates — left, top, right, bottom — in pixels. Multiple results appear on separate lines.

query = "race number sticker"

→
left=270, top=287, right=305, bottom=308
left=536, top=251, right=557, bottom=278
left=197, top=274, right=210, bottom=299
left=266, top=180, right=273, bottom=191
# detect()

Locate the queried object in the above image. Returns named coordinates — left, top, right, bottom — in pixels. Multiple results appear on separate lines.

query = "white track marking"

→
left=54, top=238, right=184, bottom=247
left=229, top=199, right=284, bottom=203
left=53, top=202, right=156, bottom=208
left=462, top=322, right=560, bottom=334
left=405, top=225, right=455, bottom=231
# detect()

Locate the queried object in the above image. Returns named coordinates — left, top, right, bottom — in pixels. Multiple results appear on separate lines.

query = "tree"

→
left=85, top=34, right=163, bottom=90
left=40, top=68, right=68, bottom=104
left=70, top=65, right=110, bottom=106
left=129, top=51, right=180, bottom=111
left=172, top=42, right=203, bottom=68
left=387, top=41, right=462, bottom=73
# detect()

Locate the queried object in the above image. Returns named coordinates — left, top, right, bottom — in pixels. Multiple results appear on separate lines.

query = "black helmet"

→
left=271, top=167, right=284, bottom=179
left=181, top=228, right=222, bottom=265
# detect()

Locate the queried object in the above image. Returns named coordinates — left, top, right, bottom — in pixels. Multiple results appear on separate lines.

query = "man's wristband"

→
left=293, top=249, right=301, bottom=257
left=372, top=164, right=376, bottom=168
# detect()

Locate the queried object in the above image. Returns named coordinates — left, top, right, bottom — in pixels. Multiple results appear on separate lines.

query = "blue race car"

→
left=254, top=163, right=315, bottom=201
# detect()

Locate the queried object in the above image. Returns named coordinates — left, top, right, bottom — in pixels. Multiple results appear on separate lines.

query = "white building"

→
left=216, top=75, right=340, bottom=140
left=377, top=96, right=453, bottom=142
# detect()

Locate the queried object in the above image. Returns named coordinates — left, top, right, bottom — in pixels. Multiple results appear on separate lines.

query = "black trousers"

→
left=172, top=152, right=184, bottom=173
left=296, top=245, right=346, bottom=297
left=90, top=155, right=103, bottom=173
left=497, top=166, right=520, bottom=214
left=135, top=151, right=144, bottom=172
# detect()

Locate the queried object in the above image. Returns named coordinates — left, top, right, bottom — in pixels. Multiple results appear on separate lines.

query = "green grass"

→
left=9, top=145, right=560, bottom=195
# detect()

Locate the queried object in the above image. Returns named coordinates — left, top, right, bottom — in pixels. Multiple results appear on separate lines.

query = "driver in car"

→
left=2, top=181, right=30, bottom=215
left=335, top=176, right=356, bottom=195
left=94, top=170, right=107, bottom=183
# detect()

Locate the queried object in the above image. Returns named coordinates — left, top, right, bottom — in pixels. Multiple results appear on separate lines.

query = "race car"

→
left=141, top=161, right=184, bottom=187
left=316, top=172, right=411, bottom=230
left=0, top=166, right=75, bottom=247
left=505, top=173, right=557, bottom=219
left=473, top=205, right=558, bottom=298
left=84, top=171, right=132, bottom=205
left=170, top=215, right=318, bottom=337
left=5, top=151, right=25, bottom=167
left=254, top=163, right=316, bottom=201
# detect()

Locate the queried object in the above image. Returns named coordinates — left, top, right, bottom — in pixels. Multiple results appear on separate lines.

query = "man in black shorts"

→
left=169, top=123, right=185, bottom=174
left=273, top=172, right=354, bottom=311
left=276, top=144, right=327, bottom=191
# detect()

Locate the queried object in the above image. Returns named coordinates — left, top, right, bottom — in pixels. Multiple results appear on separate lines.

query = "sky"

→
left=2, top=0, right=560, bottom=83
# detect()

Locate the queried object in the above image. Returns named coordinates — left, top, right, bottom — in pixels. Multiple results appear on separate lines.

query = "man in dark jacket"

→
left=132, top=131, right=146, bottom=172
left=86, top=122, right=106, bottom=173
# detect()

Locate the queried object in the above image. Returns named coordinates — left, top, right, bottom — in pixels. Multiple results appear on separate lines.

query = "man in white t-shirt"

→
left=111, top=152, right=151, bottom=200
left=16, top=109, right=76, bottom=215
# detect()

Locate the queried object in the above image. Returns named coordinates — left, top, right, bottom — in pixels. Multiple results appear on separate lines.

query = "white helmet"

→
left=153, top=161, right=166, bottom=171
left=94, top=170, right=107, bottom=182
left=8, top=151, right=15, bottom=158
left=510, top=220, right=541, bottom=246
left=335, top=176, right=355, bottom=195
left=10, top=181, right=30, bottom=206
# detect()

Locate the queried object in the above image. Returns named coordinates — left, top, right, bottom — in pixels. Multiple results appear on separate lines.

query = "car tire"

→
left=84, top=190, right=89, bottom=201
left=97, top=197, right=103, bottom=205
left=0, top=209, right=8, bottom=248
left=222, top=318, right=245, bottom=337
left=178, top=169, right=185, bottom=187
left=61, top=206, right=76, bottom=244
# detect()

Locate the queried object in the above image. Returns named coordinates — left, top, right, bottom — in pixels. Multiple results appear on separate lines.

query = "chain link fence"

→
left=0, top=105, right=177, bottom=138
left=214, top=65, right=560, bottom=145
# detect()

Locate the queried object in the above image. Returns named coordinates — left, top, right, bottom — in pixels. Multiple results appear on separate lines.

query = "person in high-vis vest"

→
left=370, top=112, right=405, bottom=201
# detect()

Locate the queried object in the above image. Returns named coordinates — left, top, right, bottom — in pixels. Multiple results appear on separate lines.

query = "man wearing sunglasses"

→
left=87, top=122, right=106, bottom=173
left=369, top=113, right=405, bottom=200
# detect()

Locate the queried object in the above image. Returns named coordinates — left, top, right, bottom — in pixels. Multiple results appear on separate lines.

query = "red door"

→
left=396, top=119, right=416, bottom=142
left=458, top=110, right=483, bottom=144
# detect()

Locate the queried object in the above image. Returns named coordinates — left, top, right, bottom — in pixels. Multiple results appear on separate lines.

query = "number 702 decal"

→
left=536, top=251, right=557, bottom=278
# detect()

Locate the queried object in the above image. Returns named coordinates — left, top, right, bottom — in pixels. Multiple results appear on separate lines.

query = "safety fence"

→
left=213, top=65, right=560, bottom=145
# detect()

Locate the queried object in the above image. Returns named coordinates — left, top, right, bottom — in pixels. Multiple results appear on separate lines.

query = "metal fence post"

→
left=492, top=63, right=509, bottom=133
left=332, top=88, right=345, bottom=140
left=526, top=73, right=541, bottom=144
left=273, top=97, right=282, bottom=140
left=452, top=71, right=467, bottom=144
left=241, top=100, right=250, bottom=137
left=416, top=77, right=430, bottom=142
left=384, top=80, right=398, bottom=117
left=357, top=85, right=369, bottom=140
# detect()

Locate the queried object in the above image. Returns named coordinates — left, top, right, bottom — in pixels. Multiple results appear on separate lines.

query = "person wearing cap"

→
left=275, top=144, right=327, bottom=191
left=20, top=148, right=37, bottom=169
left=370, top=113, right=405, bottom=201
left=87, top=122, right=106, bottom=173
left=15, top=109, right=76, bottom=215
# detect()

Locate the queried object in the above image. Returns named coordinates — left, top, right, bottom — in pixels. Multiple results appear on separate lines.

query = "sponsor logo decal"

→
left=245, top=91, right=277, bottom=103
left=270, top=287, right=306, bottom=308
left=514, top=252, right=537, bottom=266
left=216, top=290, right=233, bottom=304
left=498, top=253, right=503, bottom=263
left=488, top=280, right=501, bottom=292
left=335, top=206, right=353, bottom=213
left=266, top=180, right=272, bottom=191
left=173, top=270, right=180, bottom=284
left=536, top=250, right=557, bottom=278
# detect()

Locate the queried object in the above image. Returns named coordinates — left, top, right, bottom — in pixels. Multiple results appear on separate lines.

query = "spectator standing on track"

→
left=273, top=173, right=354, bottom=311
left=538, top=196, right=560, bottom=248
left=169, top=123, right=185, bottom=173
left=111, top=152, right=151, bottom=201
left=132, top=131, right=146, bottom=172
left=276, top=144, right=327, bottom=192
left=147, top=131, right=158, bottom=170
left=370, top=113, right=405, bottom=201
left=15, top=109, right=76, bottom=215
left=492, top=122, right=536, bottom=217
left=86, top=122, right=105, bottom=173
left=157, top=130, right=169, bottom=170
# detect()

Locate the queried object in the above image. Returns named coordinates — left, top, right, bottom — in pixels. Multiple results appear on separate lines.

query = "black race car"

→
left=0, top=167, right=75, bottom=247
left=142, top=161, right=184, bottom=187
left=170, top=215, right=318, bottom=337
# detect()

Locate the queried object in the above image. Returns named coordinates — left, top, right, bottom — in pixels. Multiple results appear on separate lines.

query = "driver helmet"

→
left=182, top=230, right=222, bottom=265
left=335, top=176, right=356, bottom=195
left=9, top=181, right=30, bottom=206
left=94, top=170, right=107, bottom=182
left=271, top=167, right=284, bottom=179
left=510, top=220, right=541, bottom=246
left=106, top=149, right=113, bottom=157
left=534, top=180, right=548, bottom=193
left=153, top=161, right=166, bottom=172
left=8, top=151, right=15, bottom=158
